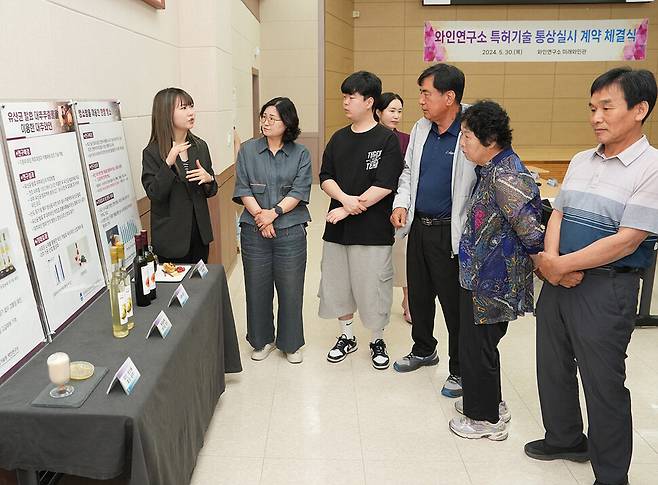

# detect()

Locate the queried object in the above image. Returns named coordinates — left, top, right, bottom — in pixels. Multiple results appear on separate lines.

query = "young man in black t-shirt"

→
left=318, top=71, right=404, bottom=369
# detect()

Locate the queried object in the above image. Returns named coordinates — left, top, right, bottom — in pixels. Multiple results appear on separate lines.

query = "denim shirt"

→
left=459, top=148, right=544, bottom=325
left=233, top=137, right=312, bottom=229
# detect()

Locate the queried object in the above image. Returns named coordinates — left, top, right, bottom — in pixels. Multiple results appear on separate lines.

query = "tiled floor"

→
left=191, top=186, right=658, bottom=485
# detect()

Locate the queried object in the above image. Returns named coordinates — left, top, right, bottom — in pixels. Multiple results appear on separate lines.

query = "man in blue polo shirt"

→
left=391, top=64, right=476, bottom=398
left=525, top=68, right=658, bottom=485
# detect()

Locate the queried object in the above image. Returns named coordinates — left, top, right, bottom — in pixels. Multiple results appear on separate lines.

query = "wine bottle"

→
left=134, top=234, right=151, bottom=307
left=141, top=230, right=157, bottom=300
left=116, top=242, right=135, bottom=331
left=110, top=246, right=129, bottom=338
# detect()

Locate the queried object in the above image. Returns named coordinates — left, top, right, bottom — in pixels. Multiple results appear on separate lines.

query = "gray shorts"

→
left=318, top=242, right=393, bottom=330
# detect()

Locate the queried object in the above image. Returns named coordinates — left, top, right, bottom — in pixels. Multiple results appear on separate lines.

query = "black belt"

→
left=585, top=266, right=643, bottom=277
left=415, top=212, right=451, bottom=226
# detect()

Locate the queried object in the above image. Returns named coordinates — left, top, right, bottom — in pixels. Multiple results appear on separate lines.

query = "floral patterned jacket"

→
left=459, top=148, right=544, bottom=325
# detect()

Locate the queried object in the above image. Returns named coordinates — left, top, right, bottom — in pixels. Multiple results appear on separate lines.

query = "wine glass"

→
left=47, top=352, right=74, bottom=398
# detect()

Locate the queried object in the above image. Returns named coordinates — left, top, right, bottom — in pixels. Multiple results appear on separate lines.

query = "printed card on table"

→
left=167, top=284, right=189, bottom=307
left=106, top=357, right=141, bottom=395
left=145, top=310, right=172, bottom=339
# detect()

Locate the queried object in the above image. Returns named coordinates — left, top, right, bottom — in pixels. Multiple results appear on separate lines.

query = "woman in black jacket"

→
left=141, top=88, right=217, bottom=263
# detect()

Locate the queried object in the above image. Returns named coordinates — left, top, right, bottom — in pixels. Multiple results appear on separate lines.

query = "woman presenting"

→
left=141, top=87, right=217, bottom=263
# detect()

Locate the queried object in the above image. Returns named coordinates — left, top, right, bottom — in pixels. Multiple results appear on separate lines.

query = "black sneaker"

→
left=327, top=334, right=358, bottom=363
left=524, top=436, right=589, bottom=463
left=369, top=339, right=389, bottom=370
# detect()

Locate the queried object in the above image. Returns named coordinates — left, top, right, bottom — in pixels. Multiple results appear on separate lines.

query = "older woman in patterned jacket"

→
left=448, top=100, right=544, bottom=442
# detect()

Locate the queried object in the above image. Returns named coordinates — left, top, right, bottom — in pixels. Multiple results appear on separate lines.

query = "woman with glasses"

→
left=233, top=97, right=312, bottom=364
left=142, top=87, right=217, bottom=263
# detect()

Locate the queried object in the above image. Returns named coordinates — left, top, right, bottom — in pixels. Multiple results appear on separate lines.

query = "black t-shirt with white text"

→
left=319, top=124, right=403, bottom=246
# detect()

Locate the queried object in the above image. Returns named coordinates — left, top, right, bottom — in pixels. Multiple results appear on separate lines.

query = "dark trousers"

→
left=459, top=288, right=508, bottom=423
left=240, top=223, right=307, bottom=353
left=536, top=271, right=640, bottom=485
left=170, top=211, right=209, bottom=264
left=407, top=218, right=462, bottom=376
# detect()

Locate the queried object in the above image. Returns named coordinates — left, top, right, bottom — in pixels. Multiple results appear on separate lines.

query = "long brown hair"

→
left=149, top=87, right=195, bottom=161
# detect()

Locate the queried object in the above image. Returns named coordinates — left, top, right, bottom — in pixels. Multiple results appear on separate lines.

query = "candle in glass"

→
left=47, top=352, right=74, bottom=398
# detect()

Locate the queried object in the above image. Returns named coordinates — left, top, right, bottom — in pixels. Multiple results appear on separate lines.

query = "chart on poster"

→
left=75, top=101, right=141, bottom=275
left=0, top=101, right=105, bottom=334
left=0, top=146, right=45, bottom=382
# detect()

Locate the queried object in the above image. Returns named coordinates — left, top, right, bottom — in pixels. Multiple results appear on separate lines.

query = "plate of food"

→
left=155, top=263, right=191, bottom=282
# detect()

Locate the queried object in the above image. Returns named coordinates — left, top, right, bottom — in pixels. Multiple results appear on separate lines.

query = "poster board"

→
left=74, top=100, right=141, bottom=277
left=0, top=145, right=46, bottom=384
left=0, top=101, right=105, bottom=335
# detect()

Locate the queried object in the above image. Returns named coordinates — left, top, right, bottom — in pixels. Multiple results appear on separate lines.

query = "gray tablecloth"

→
left=0, top=265, right=242, bottom=485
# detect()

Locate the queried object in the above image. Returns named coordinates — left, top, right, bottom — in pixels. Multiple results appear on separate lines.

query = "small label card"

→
left=167, top=284, right=189, bottom=307
left=106, top=357, right=141, bottom=395
left=146, top=311, right=172, bottom=339
left=188, top=259, right=208, bottom=279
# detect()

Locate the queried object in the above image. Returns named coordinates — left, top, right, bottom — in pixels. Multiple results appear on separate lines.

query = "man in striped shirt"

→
left=525, top=68, right=658, bottom=485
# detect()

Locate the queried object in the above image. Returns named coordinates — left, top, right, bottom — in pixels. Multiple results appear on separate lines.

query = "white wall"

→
left=232, top=0, right=261, bottom=143
left=178, top=0, right=259, bottom=177
left=0, top=0, right=260, bottom=198
left=260, top=0, right=320, bottom=134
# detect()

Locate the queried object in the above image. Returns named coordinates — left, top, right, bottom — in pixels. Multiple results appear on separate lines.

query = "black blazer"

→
left=141, top=135, right=218, bottom=259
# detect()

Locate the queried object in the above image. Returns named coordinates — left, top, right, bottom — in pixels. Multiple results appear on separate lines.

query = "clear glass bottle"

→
left=116, top=243, right=135, bottom=331
left=110, top=246, right=129, bottom=338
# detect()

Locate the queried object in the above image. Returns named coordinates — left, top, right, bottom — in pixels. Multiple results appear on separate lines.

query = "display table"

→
left=0, top=265, right=242, bottom=485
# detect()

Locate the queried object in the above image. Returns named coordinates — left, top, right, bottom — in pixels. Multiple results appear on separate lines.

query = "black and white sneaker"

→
left=369, top=339, right=389, bottom=370
left=327, top=334, right=358, bottom=363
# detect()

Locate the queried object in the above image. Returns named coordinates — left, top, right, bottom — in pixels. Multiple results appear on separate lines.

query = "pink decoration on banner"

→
left=424, top=22, right=447, bottom=62
left=623, top=19, right=648, bottom=61
left=637, top=19, right=648, bottom=45
left=424, top=22, right=437, bottom=61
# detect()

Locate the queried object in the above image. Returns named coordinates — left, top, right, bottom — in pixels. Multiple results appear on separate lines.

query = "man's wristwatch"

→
left=274, top=205, right=284, bottom=216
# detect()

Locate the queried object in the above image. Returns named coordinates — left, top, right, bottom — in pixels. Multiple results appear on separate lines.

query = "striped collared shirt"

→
left=554, top=135, right=658, bottom=269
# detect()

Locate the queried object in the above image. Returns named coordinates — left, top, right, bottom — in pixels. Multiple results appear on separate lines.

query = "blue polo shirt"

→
left=414, top=115, right=461, bottom=217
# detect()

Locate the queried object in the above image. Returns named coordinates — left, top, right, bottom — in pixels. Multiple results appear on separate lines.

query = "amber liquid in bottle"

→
left=116, top=243, right=135, bottom=330
left=110, top=246, right=129, bottom=338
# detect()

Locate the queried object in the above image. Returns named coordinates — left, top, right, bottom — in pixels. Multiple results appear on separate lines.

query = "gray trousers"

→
left=240, top=223, right=307, bottom=353
left=536, top=270, right=640, bottom=485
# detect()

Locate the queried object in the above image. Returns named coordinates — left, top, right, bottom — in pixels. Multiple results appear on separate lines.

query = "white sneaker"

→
left=327, top=334, right=358, bottom=363
left=449, top=416, right=508, bottom=441
left=369, top=339, right=389, bottom=370
left=286, top=350, right=303, bottom=364
left=455, top=398, right=511, bottom=423
left=251, top=343, right=275, bottom=361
